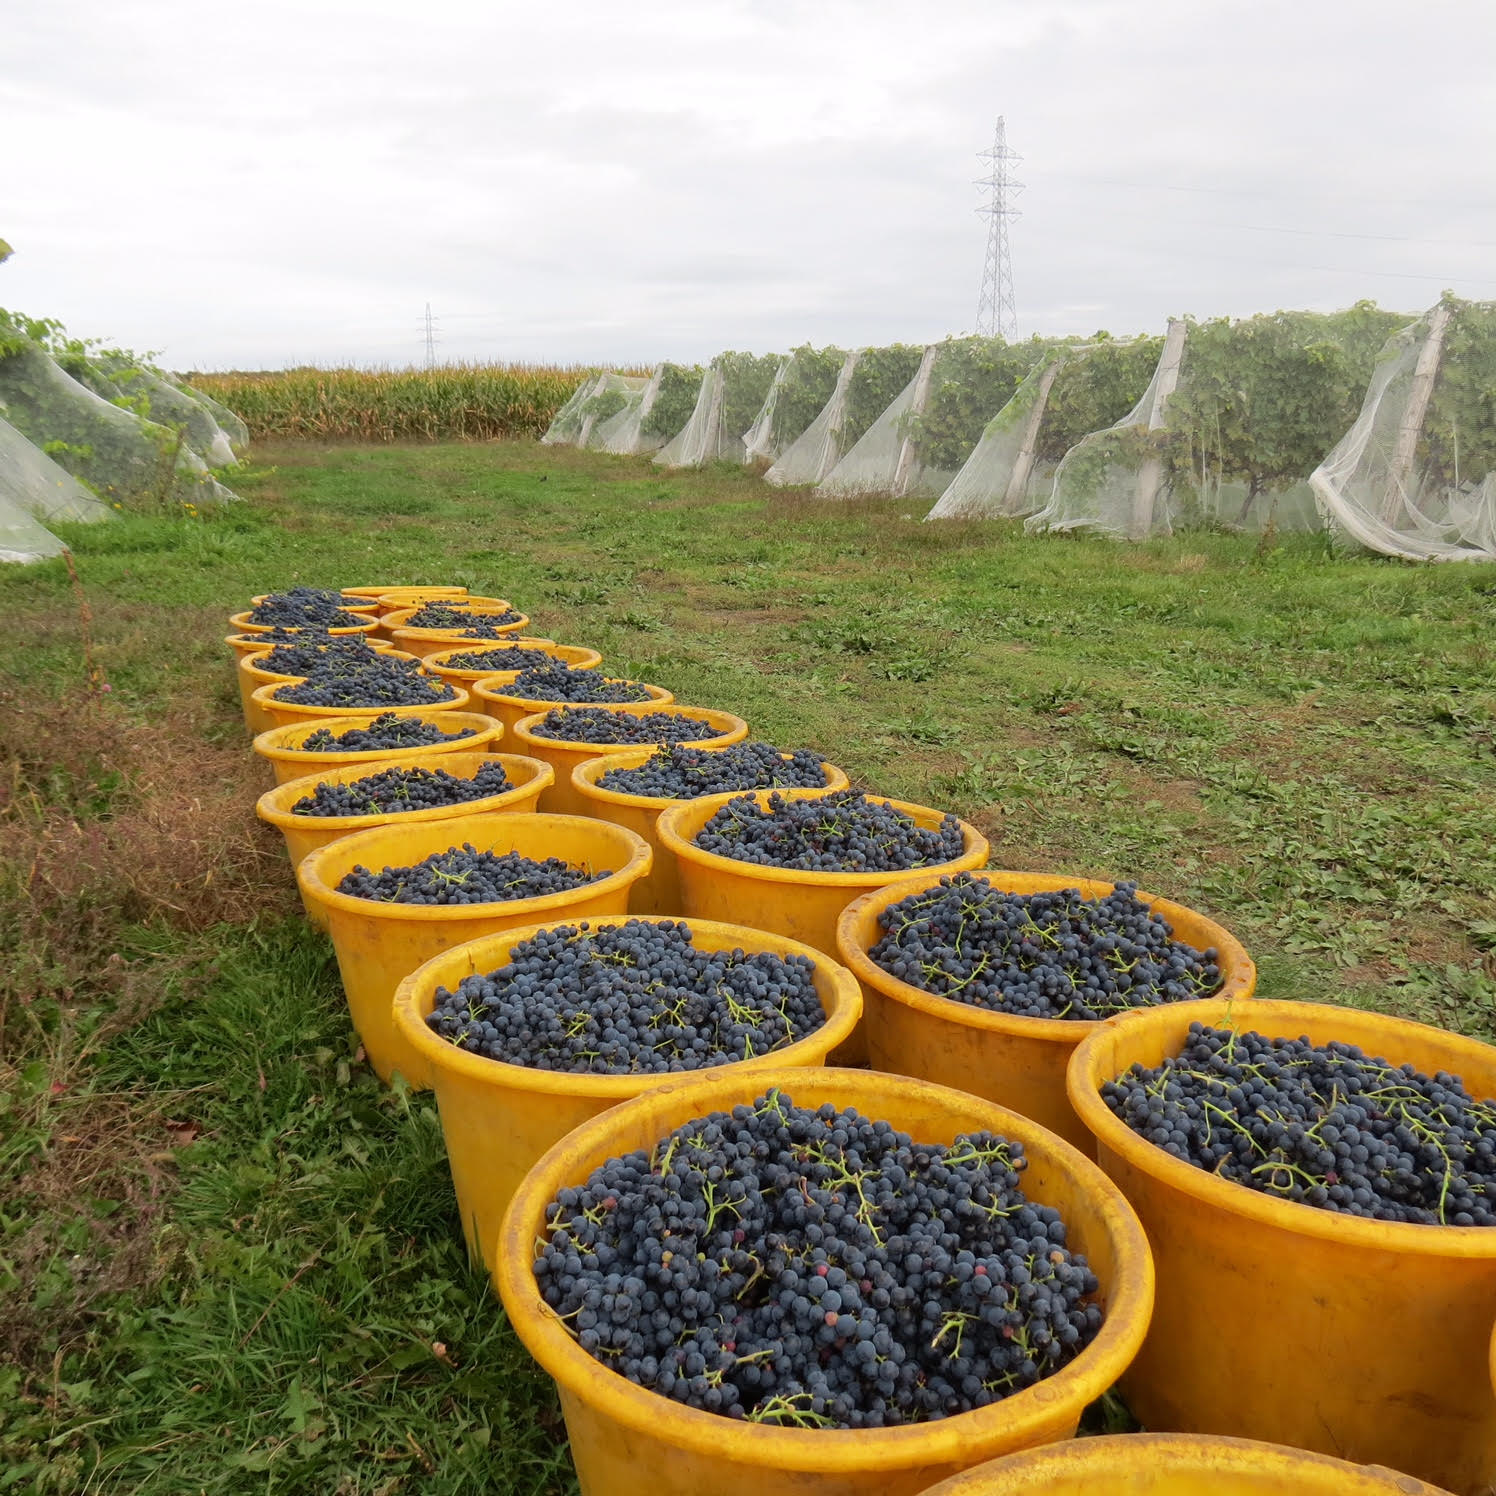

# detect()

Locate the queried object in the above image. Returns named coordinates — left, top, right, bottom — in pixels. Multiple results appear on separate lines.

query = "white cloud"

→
left=4, top=0, right=1493, bottom=368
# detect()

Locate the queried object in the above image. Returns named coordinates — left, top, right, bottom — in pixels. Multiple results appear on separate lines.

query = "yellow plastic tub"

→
left=393, top=916, right=863, bottom=1265
left=470, top=677, right=672, bottom=738
left=229, top=609, right=379, bottom=639
left=423, top=641, right=597, bottom=685
left=496, top=1066, right=1154, bottom=1496
left=376, top=590, right=505, bottom=618
left=253, top=711, right=505, bottom=786
left=296, top=811, right=651, bottom=1087
left=344, top=585, right=467, bottom=606
left=251, top=677, right=472, bottom=733
left=915, top=1433, right=1455, bottom=1495
left=236, top=642, right=406, bottom=737
left=250, top=593, right=379, bottom=616
left=232, top=637, right=395, bottom=728
left=657, top=790, right=990, bottom=1065
left=835, top=871, right=1255, bottom=1152
left=255, top=750, right=555, bottom=915
left=1067, top=997, right=1496, bottom=1494
left=570, top=749, right=850, bottom=917
left=511, top=706, right=750, bottom=818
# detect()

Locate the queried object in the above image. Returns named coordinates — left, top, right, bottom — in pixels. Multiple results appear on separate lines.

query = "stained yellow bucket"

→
left=916, top=1433, right=1455, bottom=1494
left=510, top=705, right=750, bottom=818
left=295, top=811, right=651, bottom=1087
left=252, top=711, right=505, bottom=786
left=835, top=871, right=1255, bottom=1152
left=569, top=748, right=850, bottom=916
left=656, top=789, right=989, bottom=1064
left=470, top=677, right=672, bottom=738
left=496, top=1066, right=1154, bottom=1496
left=392, top=915, right=862, bottom=1265
left=1067, top=996, right=1496, bottom=1494
left=251, top=677, right=472, bottom=733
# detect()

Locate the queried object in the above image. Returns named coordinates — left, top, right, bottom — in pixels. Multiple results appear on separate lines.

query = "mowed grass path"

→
left=3, top=439, right=1495, bottom=1491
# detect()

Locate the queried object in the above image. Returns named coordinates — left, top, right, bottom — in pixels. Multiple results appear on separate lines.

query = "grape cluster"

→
left=503, top=663, right=652, bottom=704
left=336, top=843, right=608, bottom=905
left=247, top=588, right=366, bottom=629
left=597, top=742, right=830, bottom=800
left=695, top=791, right=965, bottom=873
left=457, top=618, right=527, bottom=640
left=529, top=708, right=723, bottom=746
left=237, top=625, right=332, bottom=647
left=290, top=762, right=513, bottom=818
left=426, top=920, right=826, bottom=1073
left=1104, top=1024, right=1496, bottom=1225
left=404, top=601, right=523, bottom=629
left=870, top=875, right=1222, bottom=1021
left=299, top=714, right=478, bottom=752
left=441, top=646, right=557, bottom=672
left=276, top=654, right=456, bottom=708
left=256, top=638, right=381, bottom=677
left=535, top=1089, right=1102, bottom=1426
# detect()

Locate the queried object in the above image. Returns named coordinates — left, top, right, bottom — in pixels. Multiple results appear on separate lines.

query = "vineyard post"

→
left=1132, top=319, right=1187, bottom=538
left=1384, top=302, right=1450, bottom=522
left=891, top=345, right=940, bottom=497
left=1003, top=356, right=1064, bottom=509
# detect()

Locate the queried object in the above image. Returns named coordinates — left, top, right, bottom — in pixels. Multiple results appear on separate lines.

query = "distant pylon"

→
left=423, top=302, right=438, bottom=367
left=975, top=119, right=1022, bottom=339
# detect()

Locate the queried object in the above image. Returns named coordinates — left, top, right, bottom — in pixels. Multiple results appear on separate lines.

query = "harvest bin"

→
left=422, top=640, right=591, bottom=686
left=250, top=678, right=473, bottom=733
left=656, top=789, right=989, bottom=1064
left=471, top=677, right=673, bottom=737
left=495, top=1066, right=1154, bottom=1496
left=252, top=711, right=505, bottom=786
left=915, top=1433, right=1455, bottom=1495
left=511, top=705, right=750, bottom=818
left=386, top=609, right=535, bottom=657
left=1066, top=997, right=1496, bottom=1495
left=229, top=609, right=380, bottom=640
left=835, top=871, right=1255, bottom=1152
left=391, top=916, right=863, bottom=1266
left=255, top=751, right=554, bottom=923
left=570, top=749, right=850, bottom=917
left=237, top=642, right=400, bottom=737
left=295, top=811, right=651, bottom=1088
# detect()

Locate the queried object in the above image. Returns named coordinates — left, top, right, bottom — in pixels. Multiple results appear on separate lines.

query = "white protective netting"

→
left=573, top=373, right=649, bottom=449
left=0, top=414, right=111, bottom=563
left=591, top=365, right=667, bottom=454
left=654, top=351, right=780, bottom=468
left=1028, top=305, right=1412, bottom=539
left=0, top=342, right=239, bottom=507
left=166, top=372, right=250, bottom=452
left=91, top=355, right=239, bottom=467
left=743, top=345, right=846, bottom=465
left=928, top=337, right=1163, bottom=521
left=1312, top=299, right=1496, bottom=560
left=818, top=337, right=1051, bottom=500
left=764, top=350, right=862, bottom=487
left=541, top=374, right=601, bottom=444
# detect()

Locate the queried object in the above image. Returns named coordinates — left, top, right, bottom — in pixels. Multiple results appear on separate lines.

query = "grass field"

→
left=4, top=439, right=1496, bottom=1491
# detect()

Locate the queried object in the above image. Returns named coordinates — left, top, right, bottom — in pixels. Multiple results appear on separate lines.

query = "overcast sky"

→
left=5, top=0, right=1495, bottom=371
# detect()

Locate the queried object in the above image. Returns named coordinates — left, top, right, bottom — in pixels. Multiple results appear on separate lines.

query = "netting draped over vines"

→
left=540, top=373, right=601, bottom=444
left=1027, top=304, right=1412, bottom=539
left=0, top=336, right=239, bottom=508
left=0, top=413, right=111, bottom=563
left=817, top=336, right=1052, bottom=500
left=743, top=345, right=845, bottom=465
left=764, top=350, right=862, bottom=487
left=654, top=351, right=781, bottom=468
left=590, top=366, right=668, bottom=455
left=1312, top=297, right=1496, bottom=560
left=928, top=336, right=1163, bottom=521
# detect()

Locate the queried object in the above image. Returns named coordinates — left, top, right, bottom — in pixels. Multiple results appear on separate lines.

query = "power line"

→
left=975, top=117, right=1022, bottom=339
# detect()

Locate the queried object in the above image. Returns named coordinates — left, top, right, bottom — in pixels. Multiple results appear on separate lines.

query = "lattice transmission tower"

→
left=975, top=118, right=1023, bottom=339
left=422, top=302, right=439, bottom=367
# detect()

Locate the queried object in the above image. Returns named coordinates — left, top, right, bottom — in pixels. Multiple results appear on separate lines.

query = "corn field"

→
left=186, top=363, right=635, bottom=443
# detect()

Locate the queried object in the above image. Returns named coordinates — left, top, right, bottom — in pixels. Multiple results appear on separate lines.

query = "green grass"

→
left=3, top=438, right=1496, bottom=1490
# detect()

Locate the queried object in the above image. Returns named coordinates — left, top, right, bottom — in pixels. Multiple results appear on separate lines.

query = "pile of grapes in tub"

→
left=237, top=586, right=1496, bottom=1478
